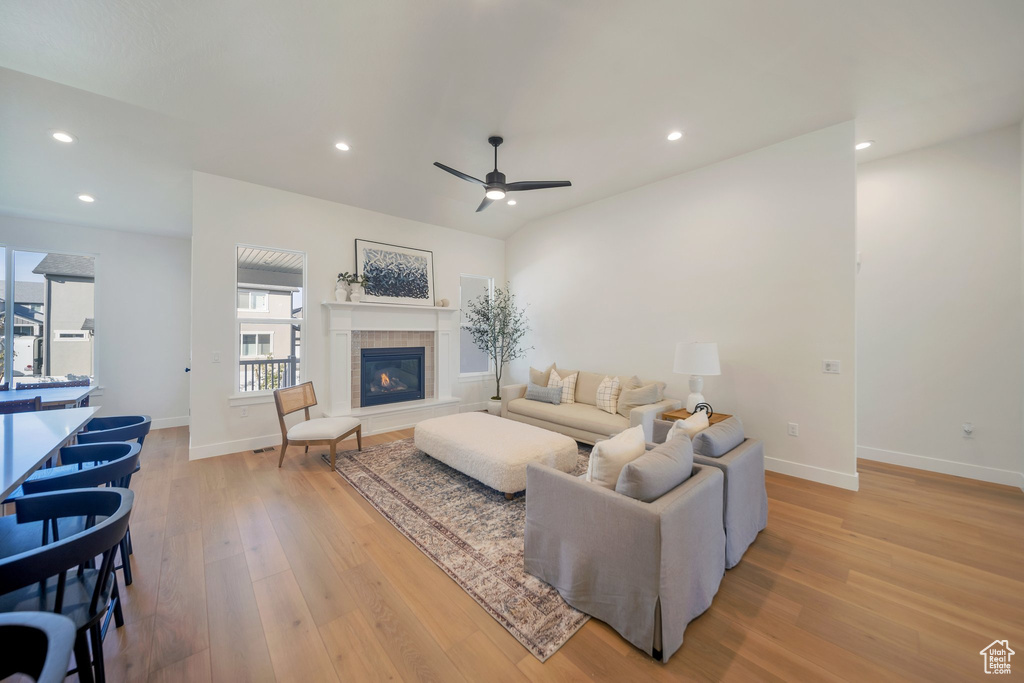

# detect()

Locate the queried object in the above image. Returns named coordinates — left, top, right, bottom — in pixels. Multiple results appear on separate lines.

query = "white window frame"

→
left=458, top=274, right=495, bottom=379
left=0, top=245, right=99, bottom=388
left=237, top=289, right=270, bottom=313
left=239, top=331, right=274, bottom=359
left=233, top=244, right=306, bottom=398
left=54, top=330, right=89, bottom=342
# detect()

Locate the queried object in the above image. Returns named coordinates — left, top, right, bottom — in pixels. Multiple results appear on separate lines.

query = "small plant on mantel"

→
left=337, top=272, right=369, bottom=287
left=464, top=284, right=532, bottom=404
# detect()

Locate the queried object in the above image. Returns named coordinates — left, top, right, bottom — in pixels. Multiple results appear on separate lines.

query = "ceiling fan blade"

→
left=434, top=162, right=485, bottom=185
left=506, top=180, right=572, bottom=192
left=476, top=196, right=495, bottom=212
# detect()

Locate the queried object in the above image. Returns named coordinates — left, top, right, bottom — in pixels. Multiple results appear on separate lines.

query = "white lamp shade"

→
left=673, top=342, right=721, bottom=376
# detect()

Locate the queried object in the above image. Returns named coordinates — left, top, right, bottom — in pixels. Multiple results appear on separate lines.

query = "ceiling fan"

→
left=434, top=136, right=572, bottom=212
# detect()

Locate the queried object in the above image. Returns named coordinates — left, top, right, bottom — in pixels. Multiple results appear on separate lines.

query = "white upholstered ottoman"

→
left=414, top=412, right=578, bottom=498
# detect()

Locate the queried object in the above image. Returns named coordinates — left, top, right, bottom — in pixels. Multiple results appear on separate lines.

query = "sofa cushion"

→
left=529, top=364, right=554, bottom=386
left=692, top=416, right=745, bottom=457
left=595, top=375, right=621, bottom=414
left=574, top=371, right=604, bottom=406
left=525, top=382, right=562, bottom=405
left=617, top=382, right=662, bottom=418
left=507, top=398, right=629, bottom=436
left=586, top=424, right=646, bottom=489
left=615, top=434, right=694, bottom=502
left=548, top=369, right=579, bottom=405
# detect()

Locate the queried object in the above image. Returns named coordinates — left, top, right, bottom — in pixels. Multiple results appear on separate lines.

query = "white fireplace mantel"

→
left=321, top=301, right=460, bottom=429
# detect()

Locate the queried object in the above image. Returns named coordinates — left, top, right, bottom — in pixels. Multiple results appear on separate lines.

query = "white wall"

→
left=506, top=123, right=859, bottom=489
left=857, top=125, right=1024, bottom=488
left=0, top=214, right=191, bottom=426
left=190, top=173, right=505, bottom=458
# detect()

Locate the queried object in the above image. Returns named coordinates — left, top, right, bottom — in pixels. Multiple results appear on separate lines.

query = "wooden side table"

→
left=661, top=408, right=733, bottom=426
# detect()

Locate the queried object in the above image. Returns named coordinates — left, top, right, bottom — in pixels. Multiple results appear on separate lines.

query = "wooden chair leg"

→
left=304, top=445, right=309, bottom=453
left=356, top=425, right=362, bottom=451
left=278, top=439, right=288, bottom=468
left=329, top=442, right=337, bottom=470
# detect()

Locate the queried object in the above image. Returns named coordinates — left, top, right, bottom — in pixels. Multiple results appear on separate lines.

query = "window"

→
left=1, top=247, right=96, bottom=386
left=240, top=332, right=273, bottom=358
left=236, top=246, right=304, bottom=392
left=237, top=289, right=269, bottom=312
left=459, top=274, right=493, bottom=376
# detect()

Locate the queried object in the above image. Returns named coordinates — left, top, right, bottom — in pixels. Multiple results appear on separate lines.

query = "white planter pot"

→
left=350, top=283, right=365, bottom=297
left=487, top=399, right=501, bottom=415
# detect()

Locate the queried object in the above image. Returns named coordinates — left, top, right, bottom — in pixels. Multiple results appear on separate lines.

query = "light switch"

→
left=213, top=352, right=221, bottom=363
left=822, top=360, right=841, bottom=374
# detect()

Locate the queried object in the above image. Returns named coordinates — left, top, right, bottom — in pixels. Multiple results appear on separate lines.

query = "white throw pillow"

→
left=586, top=425, right=647, bottom=489
left=547, top=368, right=579, bottom=405
left=595, top=375, right=621, bottom=414
left=667, top=411, right=710, bottom=440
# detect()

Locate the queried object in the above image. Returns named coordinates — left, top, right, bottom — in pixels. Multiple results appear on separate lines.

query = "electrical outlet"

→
left=240, top=406, right=248, bottom=418
left=822, top=360, right=841, bottom=374
left=962, top=422, right=973, bottom=438
left=787, top=422, right=799, bottom=437
left=213, top=352, right=221, bottom=364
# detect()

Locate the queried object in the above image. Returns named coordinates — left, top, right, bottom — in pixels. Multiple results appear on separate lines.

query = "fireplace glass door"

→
left=360, top=347, right=425, bottom=407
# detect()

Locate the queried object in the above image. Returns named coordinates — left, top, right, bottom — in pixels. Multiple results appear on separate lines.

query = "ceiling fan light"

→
left=485, top=188, right=506, bottom=200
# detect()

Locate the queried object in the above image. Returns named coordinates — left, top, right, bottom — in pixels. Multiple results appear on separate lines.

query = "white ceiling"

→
left=1, top=0, right=1023, bottom=239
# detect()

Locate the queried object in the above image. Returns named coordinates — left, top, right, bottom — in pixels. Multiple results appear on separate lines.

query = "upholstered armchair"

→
left=524, top=461, right=725, bottom=662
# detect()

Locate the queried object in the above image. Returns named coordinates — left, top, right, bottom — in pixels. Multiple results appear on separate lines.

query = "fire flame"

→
left=380, top=372, right=391, bottom=387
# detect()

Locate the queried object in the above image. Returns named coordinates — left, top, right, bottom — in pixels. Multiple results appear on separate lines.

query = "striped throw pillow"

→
left=595, top=375, right=621, bottom=414
left=547, top=368, right=579, bottom=405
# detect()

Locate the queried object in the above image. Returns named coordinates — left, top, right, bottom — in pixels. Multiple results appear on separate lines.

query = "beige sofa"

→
left=500, top=371, right=680, bottom=443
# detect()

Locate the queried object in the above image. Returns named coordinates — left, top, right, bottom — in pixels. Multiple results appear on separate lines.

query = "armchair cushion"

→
left=692, top=416, right=745, bottom=457
left=586, top=425, right=646, bottom=488
left=287, top=416, right=360, bottom=440
left=668, top=411, right=709, bottom=440
left=616, top=434, right=694, bottom=502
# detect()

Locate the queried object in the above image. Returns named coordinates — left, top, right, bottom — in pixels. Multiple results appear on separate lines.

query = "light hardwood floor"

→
left=90, top=426, right=1023, bottom=682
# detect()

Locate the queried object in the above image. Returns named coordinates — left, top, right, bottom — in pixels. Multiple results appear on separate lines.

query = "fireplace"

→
left=360, top=347, right=426, bottom=407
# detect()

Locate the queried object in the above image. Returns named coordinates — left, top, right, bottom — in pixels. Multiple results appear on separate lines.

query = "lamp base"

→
left=686, top=392, right=706, bottom=413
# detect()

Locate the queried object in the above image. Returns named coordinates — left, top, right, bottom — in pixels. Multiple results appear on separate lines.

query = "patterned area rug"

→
left=327, top=438, right=592, bottom=661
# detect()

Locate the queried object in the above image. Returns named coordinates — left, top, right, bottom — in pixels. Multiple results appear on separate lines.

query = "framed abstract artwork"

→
left=355, top=239, right=435, bottom=306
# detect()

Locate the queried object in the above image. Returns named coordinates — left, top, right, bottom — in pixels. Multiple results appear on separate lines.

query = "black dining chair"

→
left=77, top=415, right=152, bottom=447
left=0, top=487, right=134, bottom=683
left=0, top=611, right=78, bottom=683
left=4, top=442, right=142, bottom=585
left=0, top=396, right=41, bottom=414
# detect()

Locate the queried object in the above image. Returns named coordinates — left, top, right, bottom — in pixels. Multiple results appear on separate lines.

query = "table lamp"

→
left=673, top=342, right=721, bottom=412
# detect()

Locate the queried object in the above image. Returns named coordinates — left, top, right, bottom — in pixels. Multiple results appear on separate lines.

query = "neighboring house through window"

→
left=236, top=246, right=305, bottom=392
left=459, top=274, right=493, bottom=376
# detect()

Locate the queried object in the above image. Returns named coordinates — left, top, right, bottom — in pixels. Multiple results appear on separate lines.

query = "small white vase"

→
left=335, top=284, right=349, bottom=302
left=487, top=399, right=501, bottom=415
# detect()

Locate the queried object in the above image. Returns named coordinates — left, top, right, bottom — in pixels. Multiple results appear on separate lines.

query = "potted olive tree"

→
left=464, top=285, right=531, bottom=415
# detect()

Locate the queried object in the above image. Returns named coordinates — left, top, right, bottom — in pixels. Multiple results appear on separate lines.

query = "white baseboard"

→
left=858, top=445, right=1024, bottom=490
left=189, top=433, right=280, bottom=460
left=764, top=456, right=860, bottom=491
left=152, top=416, right=190, bottom=430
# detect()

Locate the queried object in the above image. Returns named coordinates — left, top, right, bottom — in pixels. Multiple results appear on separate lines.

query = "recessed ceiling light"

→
left=51, top=130, right=76, bottom=143
left=855, top=141, right=873, bottom=150
left=335, top=141, right=350, bottom=151
left=507, top=199, right=517, bottom=206
left=78, top=194, right=95, bottom=203
left=667, top=131, right=683, bottom=141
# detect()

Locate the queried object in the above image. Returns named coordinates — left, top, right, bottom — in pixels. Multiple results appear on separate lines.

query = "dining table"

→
left=0, top=406, right=98, bottom=501
left=2, top=384, right=95, bottom=409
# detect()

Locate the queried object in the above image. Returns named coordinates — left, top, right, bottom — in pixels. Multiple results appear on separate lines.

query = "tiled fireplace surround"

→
left=352, top=330, right=435, bottom=407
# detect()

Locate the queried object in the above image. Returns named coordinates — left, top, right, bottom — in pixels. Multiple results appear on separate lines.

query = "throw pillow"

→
left=667, top=411, right=710, bottom=440
left=692, top=416, right=745, bottom=457
left=547, top=368, right=579, bottom=405
left=524, top=382, right=562, bottom=405
left=617, top=382, right=662, bottom=418
left=574, top=371, right=605, bottom=406
left=595, top=375, right=621, bottom=414
left=615, top=434, right=694, bottom=502
left=529, top=364, right=554, bottom=386
left=586, top=424, right=646, bottom=489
